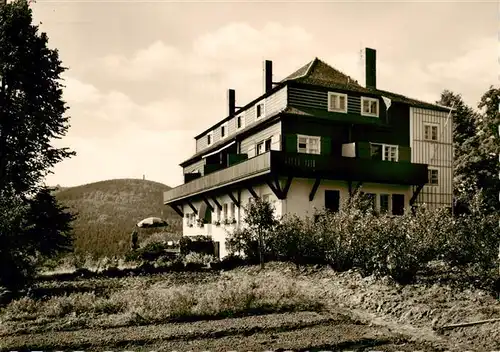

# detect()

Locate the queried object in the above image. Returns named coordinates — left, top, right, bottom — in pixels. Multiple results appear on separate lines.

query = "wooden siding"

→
left=410, top=107, right=453, bottom=209
left=164, top=152, right=272, bottom=203
left=195, top=86, right=288, bottom=153
left=184, top=159, right=206, bottom=175
left=240, top=121, right=282, bottom=156
left=288, top=86, right=384, bottom=117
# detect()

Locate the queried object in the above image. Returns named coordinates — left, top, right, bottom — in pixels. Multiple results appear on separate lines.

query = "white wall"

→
left=282, top=178, right=412, bottom=217
left=181, top=182, right=282, bottom=259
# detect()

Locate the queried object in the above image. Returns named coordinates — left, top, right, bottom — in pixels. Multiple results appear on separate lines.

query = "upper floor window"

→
left=256, top=138, right=272, bottom=155
left=370, top=143, right=398, bottom=161
left=220, top=122, right=228, bottom=139
left=424, top=123, right=439, bottom=141
left=236, top=114, right=245, bottom=130
left=297, top=135, right=321, bottom=154
left=328, top=92, right=348, bottom=113
left=361, top=97, right=379, bottom=117
left=207, top=131, right=213, bottom=146
left=256, top=102, right=265, bottom=119
left=428, top=168, right=439, bottom=185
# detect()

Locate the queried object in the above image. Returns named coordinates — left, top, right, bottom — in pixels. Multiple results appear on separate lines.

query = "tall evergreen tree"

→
left=438, top=90, right=480, bottom=213
left=0, top=0, right=76, bottom=290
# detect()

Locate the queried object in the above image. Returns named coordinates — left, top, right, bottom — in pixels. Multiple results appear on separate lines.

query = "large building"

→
left=163, top=48, right=454, bottom=258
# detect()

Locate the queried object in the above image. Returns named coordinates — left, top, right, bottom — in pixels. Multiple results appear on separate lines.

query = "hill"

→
left=54, top=179, right=182, bottom=257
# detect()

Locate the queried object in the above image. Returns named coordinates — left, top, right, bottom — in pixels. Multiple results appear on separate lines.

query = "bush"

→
left=179, top=236, right=215, bottom=256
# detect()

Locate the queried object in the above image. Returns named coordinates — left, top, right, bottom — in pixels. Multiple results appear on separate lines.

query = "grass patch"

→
left=1, top=270, right=322, bottom=331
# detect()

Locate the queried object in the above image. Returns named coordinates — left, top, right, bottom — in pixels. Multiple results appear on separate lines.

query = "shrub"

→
left=179, top=236, right=215, bottom=256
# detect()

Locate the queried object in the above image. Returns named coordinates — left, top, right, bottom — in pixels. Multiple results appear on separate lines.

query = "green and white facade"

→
left=163, top=48, right=454, bottom=259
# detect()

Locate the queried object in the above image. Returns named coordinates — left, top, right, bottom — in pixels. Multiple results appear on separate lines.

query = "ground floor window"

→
left=392, top=194, right=405, bottom=215
left=325, top=190, right=340, bottom=212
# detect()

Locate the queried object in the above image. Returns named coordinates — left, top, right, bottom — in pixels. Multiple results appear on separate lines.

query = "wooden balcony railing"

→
left=164, top=151, right=429, bottom=204
left=164, top=152, right=272, bottom=204
left=270, top=152, right=428, bottom=185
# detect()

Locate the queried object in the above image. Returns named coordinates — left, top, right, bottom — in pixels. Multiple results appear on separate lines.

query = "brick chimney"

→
left=227, top=89, right=235, bottom=117
left=365, top=48, right=376, bottom=89
left=263, top=60, right=273, bottom=93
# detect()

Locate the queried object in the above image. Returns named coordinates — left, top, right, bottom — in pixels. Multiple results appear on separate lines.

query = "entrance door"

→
left=325, top=190, right=340, bottom=212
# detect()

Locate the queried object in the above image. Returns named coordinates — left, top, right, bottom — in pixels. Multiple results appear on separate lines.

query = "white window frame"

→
left=297, top=134, right=321, bottom=155
left=428, top=167, right=439, bottom=186
left=220, top=122, right=228, bottom=140
left=370, top=143, right=398, bottom=161
left=327, top=92, right=348, bottom=113
left=379, top=193, right=391, bottom=213
left=361, top=96, right=379, bottom=117
left=256, top=102, right=265, bottom=120
left=236, top=114, right=245, bottom=130
left=424, top=123, right=439, bottom=141
left=207, top=131, right=213, bottom=146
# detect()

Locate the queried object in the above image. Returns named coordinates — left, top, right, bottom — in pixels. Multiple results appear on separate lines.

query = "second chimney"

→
left=227, top=89, right=236, bottom=117
left=365, top=48, right=376, bottom=89
left=263, top=60, right=273, bottom=93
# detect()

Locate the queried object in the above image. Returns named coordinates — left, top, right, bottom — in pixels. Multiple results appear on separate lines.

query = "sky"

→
left=30, top=0, right=498, bottom=189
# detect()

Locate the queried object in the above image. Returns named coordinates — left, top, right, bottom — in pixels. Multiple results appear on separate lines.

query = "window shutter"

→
left=321, top=136, right=332, bottom=155
left=285, top=134, right=297, bottom=153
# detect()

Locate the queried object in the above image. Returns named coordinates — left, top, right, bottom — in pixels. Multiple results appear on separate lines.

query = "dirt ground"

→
left=1, top=263, right=499, bottom=352
left=0, top=311, right=442, bottom=351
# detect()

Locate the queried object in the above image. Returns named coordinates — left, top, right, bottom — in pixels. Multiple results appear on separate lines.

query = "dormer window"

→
left=256, top=102, right=264, bottom=119
left=361, top=97, right=379, bottom=117
left=207, top=131, right=213, bottom=146
left=220, top=122, right=228, bottom=139
left=328, top=92, right=347, bottom=113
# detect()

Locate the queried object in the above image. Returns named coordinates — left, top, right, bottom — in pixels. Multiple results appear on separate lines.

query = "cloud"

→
left=50, top=76, right=197, bottom=187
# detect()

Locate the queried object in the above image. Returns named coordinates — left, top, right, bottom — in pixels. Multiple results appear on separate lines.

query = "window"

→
left=392, top=194, right=405, bottom=215
left=223, top=203, right=228, bottom=220
left=236, top=114, right=245, bottom=129
left=230, top=202, right=236, bottom=219
left=256, top=142, right=264, bottom=155
left=265, top=138, right=272, bottom=151
left=297, top=135, right=321, bottom=154
left=220, top=123, right=228, bottom=139
left=325, top=190, right=340, bottom=212
left=216, top=206, right=221, bottom=221
left=370, top=143, right=398, bottom=161
left=328, top=92, right=348, bottom=113
left=361, top=97, right=379, bottom=117
left=186, top=213, right=196, bottom=226
left=428, top=168, right=439, bottom=185
left=424, top=123, right=439, bottom=141
left=380, top=194, right=390, bottom=213
left=256, top=102, right=265, bottom=119
left=207, top=132, right=213, bottom=146
left=256, top=138, right=272, bottom=155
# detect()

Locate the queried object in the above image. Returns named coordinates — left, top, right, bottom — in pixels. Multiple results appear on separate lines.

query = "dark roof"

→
left=283, top=58, right=362, bottom=87
left=283, top=57, right=450, bottom=112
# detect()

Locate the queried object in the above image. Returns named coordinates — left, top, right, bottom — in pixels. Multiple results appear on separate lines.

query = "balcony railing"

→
left=271, top=152, right=428, bottom=185
left=164, top=152, right=272, bottom=203
left=164, top=151, right=428, bottom=204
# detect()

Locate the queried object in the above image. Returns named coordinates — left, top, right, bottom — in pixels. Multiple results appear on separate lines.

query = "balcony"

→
left=164, top=151, right=428, bottom=204
left=164, top=152, right=272, bottom=204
